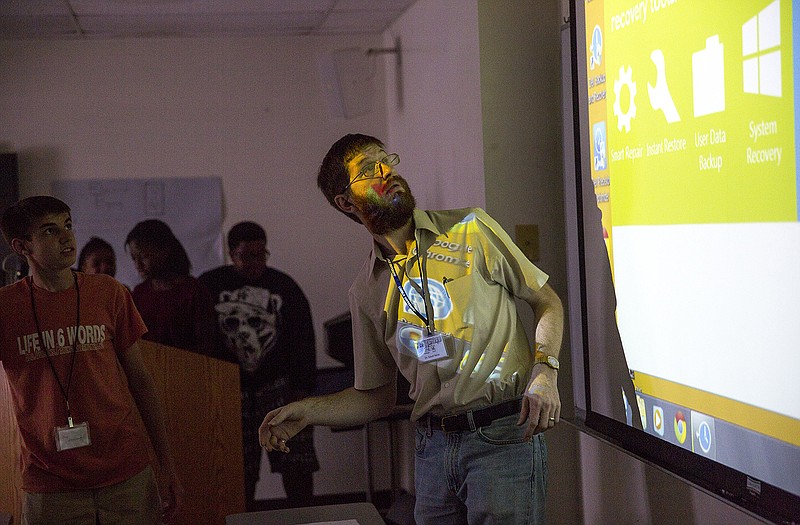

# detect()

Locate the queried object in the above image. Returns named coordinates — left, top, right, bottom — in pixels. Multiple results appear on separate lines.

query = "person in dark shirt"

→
left=125, top=219, right=218, bottom=358
left=199, top=221, right=319, bottom=510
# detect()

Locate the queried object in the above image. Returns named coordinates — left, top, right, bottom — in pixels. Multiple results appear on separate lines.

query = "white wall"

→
left=0, top=35, right=386, bottom=372
left=478, top=1, right=567, bottom=298
left=384, top=0, right=486, bottom=212
left=0, top=33, right=392, bottom=498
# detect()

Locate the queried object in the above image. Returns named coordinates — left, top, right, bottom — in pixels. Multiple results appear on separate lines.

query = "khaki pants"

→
left=22, top=466, right=161, bottom=525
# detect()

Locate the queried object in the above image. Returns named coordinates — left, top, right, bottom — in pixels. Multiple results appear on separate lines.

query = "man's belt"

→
left=424, top=398, right=523, bottom=432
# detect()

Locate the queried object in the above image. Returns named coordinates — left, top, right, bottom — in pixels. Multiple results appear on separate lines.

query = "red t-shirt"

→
left=0, top=272, right=151, bottom=492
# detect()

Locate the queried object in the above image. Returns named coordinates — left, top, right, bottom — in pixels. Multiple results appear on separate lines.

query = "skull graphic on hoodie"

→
left=214, top=285, right=283, bottom=373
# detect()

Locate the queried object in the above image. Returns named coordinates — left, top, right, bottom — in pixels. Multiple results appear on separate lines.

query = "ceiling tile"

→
left=0, top=0, right=416, bottom=39
left=69, top=0, right=335, bottom=16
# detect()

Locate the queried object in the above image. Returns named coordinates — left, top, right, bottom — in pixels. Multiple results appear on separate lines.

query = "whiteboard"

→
left=52, top=177, right=224, bottom=289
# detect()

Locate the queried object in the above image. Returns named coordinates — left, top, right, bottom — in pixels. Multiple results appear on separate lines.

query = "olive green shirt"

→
left=349, top=208, right=549, bottom=421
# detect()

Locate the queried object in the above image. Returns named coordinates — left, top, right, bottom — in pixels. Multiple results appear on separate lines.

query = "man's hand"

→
left=258, top=402, right=308, bottom=453
left=517, top=367, right=561, bottom=439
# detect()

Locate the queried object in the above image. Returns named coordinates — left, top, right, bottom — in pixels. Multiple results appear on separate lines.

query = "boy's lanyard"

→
left=385, top=235, right=436, bottom=335
left=29, top=271, right=81, bottom=428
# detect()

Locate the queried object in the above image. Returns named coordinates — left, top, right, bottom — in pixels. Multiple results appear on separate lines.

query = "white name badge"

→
left=416, top=332, right=450, bottom=363
left=55, top=421, right=91, bottom=451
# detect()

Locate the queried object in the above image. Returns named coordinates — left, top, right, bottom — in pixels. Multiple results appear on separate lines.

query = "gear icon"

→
left=613, top=65, right=637, bottom=132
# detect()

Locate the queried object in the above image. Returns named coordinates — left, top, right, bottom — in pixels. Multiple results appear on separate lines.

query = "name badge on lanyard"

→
left=30, top=272, right=90, bottom=452
left=416, top=332, right=450, bottom=363
left=55, top=420, right=91, bottom=451
left=388, top=244, right=453, bottom=363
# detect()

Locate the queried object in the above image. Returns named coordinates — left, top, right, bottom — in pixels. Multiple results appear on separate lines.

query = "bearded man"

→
left=258, top=134, right=564, bottom=524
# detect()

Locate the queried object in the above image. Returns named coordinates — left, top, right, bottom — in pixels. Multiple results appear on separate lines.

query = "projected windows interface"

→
left=584, top=0, right=799, bottom=497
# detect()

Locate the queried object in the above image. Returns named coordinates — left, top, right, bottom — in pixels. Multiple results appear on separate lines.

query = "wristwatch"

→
left=534, top=351, right=560, bottom=371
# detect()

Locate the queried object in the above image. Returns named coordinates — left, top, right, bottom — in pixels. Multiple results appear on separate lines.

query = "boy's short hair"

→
left=227, top=221, right=266, bottom=252
left=1, top=196, right=71, bottom=245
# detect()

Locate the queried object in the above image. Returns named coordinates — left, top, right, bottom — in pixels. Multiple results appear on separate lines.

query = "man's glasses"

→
left=341, top=153, right=400, bottom=194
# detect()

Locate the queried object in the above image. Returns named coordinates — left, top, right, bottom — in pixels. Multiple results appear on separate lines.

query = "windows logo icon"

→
left=743, top=0, right=781, bottom=97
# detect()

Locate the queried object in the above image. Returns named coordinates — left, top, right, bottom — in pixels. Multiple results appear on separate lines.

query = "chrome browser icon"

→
left=674, top=411, right=688, bottom=444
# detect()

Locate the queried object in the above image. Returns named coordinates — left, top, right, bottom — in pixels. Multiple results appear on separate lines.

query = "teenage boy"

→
left=199, top=221, right=319, bottom=510
left=0, top=196, right=182, bottom=524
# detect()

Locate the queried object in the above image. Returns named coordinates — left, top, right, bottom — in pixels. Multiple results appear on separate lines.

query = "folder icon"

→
left=692, top=35, right=725, bottom=117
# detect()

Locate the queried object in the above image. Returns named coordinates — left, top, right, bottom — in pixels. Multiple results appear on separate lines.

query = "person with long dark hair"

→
left=125, top=219, right=218, bottom=357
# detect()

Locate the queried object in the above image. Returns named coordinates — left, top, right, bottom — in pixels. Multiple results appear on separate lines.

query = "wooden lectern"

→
left=0, top=364, right=23, bottom=522
left=0, top=340, right=245, bottom=525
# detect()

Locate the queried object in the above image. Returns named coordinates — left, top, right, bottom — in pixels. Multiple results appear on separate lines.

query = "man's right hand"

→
left=258, top=385, right=397, bottom=451
left=258, top=402, right=308, bottom=452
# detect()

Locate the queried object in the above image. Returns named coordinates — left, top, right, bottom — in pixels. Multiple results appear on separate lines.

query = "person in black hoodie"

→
left=199, top=221, right=318, bottom=510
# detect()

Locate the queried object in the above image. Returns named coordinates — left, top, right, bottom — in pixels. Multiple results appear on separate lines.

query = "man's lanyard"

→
left=29, top=271, right=81, bottom=428
left=385, top=234, right=436, bottom=335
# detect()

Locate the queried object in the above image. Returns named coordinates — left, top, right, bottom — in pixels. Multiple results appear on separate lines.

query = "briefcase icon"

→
left=692, top=35, right=725, bottom=117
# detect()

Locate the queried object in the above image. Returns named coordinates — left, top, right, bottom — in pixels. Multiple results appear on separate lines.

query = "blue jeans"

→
left=414, top=414, right=547, bottom=525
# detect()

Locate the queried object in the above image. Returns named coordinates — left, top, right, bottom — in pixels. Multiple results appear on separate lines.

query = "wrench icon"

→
left=648, top=49, right=681, bottom=123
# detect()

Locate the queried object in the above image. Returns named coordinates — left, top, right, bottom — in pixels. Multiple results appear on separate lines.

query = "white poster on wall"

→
left=52, top=177, right=224, bottom=289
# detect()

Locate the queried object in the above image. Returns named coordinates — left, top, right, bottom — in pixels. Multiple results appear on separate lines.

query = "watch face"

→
left=536, top=352, right=559, bottom=370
